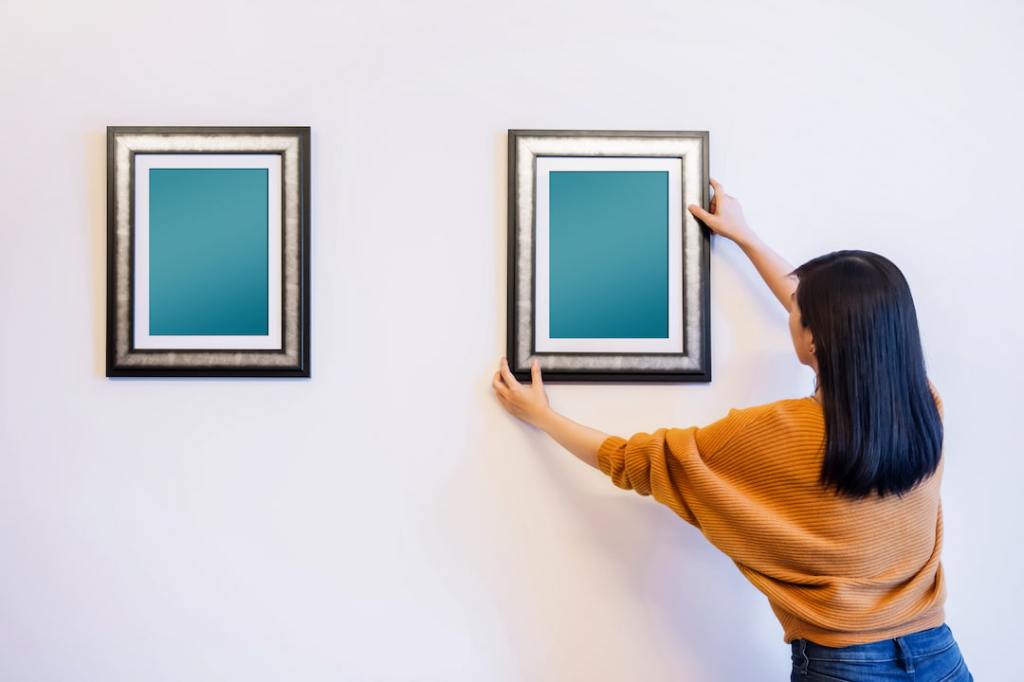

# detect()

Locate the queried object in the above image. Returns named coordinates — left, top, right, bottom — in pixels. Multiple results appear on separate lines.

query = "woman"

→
left=492, top=180, right=972, bottom=681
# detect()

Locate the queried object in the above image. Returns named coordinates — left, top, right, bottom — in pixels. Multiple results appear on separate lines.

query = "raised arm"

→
left=492, top=357, right=607, bottom=469
left=688, top=179, right=797, bottom=312
left=491, top=356, right=745, bottom=529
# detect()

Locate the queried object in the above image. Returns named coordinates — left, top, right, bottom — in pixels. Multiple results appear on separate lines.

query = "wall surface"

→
left=1, top=1, right=1021, bottom=679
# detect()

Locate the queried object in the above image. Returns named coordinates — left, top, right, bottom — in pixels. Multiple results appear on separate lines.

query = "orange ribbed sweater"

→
left=596, top=390, right=946, bottom=647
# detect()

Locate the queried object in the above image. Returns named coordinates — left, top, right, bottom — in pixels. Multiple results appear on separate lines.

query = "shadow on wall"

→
left=87, top=130, right=107, bottom=377
left=438, top=407, right=786, bottom=680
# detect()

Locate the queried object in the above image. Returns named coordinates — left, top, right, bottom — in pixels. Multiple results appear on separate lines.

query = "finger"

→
left=688, top=204, right=716, bottom=225
left=499, top=356, right=521, bottom=388
left=530, top=358, right=543, bottom=385
left=709, top=177, right=724, bottom=198
left=492, top=373, right=510, bottom=398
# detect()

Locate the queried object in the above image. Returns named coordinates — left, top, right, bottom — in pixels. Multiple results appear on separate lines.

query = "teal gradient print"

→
left=148, top=168, right=269, bottom=336
left=548, top=170, right=669, bottom=338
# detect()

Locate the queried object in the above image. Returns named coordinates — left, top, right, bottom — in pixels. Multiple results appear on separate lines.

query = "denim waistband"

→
left=790, top=624, right=955, bottom=663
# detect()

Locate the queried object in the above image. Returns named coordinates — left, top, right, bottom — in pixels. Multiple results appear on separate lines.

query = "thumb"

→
left=688, top=204, right=715, bottom=225
left=531, top=358, right=543, bottom=385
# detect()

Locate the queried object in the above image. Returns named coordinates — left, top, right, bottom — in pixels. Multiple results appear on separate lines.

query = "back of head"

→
left=792, top=250, right=943, bottom=498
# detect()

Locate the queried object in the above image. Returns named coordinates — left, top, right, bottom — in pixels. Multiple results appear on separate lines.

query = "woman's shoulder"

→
left=725, top=395, right=823, bottom=421
left=741, top=384, right=941, bottom=418
left=694, top=395, right=822, bottom=457
left=719, top=382, right=943, bottom=434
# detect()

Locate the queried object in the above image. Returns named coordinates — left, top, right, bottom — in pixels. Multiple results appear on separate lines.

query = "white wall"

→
left=1, top=0, right=1021, bottom=679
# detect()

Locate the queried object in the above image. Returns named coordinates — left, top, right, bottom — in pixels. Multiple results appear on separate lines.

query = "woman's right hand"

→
left=690, top=178, right=796, bottom=311
left=687, top=179, right=758, bottom=247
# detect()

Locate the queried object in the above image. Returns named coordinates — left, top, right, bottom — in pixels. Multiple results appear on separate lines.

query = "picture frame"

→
left=106, top=126, right=311, bottom=377
left=507, top=129, right=711, bottom=382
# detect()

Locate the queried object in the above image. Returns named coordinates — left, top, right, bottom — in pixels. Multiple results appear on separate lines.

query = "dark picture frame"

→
left=106, top=126, right=311, bottom=377
left=507, top=129, right=711, bottom=383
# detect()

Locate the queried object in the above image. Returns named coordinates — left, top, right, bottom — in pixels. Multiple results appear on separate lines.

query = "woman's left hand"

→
left=492, top=356, right=550, bottom=428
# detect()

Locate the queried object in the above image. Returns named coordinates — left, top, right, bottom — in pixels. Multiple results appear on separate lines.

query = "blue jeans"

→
left=790, top=623, right=972, bottom=681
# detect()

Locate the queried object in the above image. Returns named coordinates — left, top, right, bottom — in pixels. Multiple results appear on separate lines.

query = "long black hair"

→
left=791, top=250, right=943, bottom=498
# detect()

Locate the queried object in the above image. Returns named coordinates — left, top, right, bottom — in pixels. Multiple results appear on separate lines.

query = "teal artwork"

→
left=548, top=170, right=669, bottom=338
left=148, top=168, right=269, bottom=336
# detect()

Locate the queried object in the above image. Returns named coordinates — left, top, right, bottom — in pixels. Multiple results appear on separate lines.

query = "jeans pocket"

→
left=936, top=655, right=971, bottom=682
left=910, top=640, right=971, bottom=682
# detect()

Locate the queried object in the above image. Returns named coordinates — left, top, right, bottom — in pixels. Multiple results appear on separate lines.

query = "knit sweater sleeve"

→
left=596, top=406, right=765, bottom=528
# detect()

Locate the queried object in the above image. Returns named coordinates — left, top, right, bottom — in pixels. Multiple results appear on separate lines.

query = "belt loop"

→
left=798, top=639, right=809, bottom=675
left=894, top=636, right=915, bottom=674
